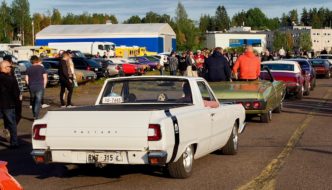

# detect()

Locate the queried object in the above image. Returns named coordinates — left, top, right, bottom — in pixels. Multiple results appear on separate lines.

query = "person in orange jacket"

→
left=232, top=45, right=261, bottom=81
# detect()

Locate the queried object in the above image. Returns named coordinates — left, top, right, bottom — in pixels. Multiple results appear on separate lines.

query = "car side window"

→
left=197, top=82, right=216, bottom=101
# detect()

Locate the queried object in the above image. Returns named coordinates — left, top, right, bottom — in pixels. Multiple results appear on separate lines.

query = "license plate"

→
left=87, top=152, right=124, bottom=164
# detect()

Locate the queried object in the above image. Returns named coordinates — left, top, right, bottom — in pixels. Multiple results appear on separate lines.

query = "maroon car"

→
left=309, top=59, right=332, bottom=78
left=261, top=60, right=311, bottom=99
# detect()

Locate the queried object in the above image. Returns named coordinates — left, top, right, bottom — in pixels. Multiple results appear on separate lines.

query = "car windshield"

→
left=100, top=79, right=192, bottom=104
left=87, top=59, right=100, bottom=67
left=42, top=62, right=51, bottom=69
left=262, top=64, right=294, bottom=71
left=310, top=60, right=326, bottom=65
left=294, top=60, right=310, bottom=69
left=318, top=56, right=332, bottom=59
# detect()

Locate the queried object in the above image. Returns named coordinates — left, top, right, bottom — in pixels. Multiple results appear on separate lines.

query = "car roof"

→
left=262, top=60, right=299, bottom=65
left=105, top=75, right=203, bottom=83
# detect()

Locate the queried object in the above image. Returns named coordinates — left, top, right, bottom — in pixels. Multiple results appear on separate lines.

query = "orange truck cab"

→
left=0, top=161, right=23, bottom=190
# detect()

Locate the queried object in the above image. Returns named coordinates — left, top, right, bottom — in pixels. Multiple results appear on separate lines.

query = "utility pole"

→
left=32, top=20, right=35, bottom=46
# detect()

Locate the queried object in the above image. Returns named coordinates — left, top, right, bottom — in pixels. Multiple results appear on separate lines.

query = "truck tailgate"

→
left=44, top=111, right=152, bottom=151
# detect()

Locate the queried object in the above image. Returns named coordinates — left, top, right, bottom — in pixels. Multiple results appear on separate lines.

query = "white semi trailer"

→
left=49, top=42, right=115, bottom=57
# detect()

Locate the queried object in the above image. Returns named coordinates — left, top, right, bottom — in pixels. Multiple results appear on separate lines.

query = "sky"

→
left=6, top=0, right=332, bottom=22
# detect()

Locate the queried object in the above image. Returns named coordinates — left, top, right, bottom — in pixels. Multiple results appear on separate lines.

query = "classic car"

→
left=42, top=61, right=60, bottom=86
left=72, top=57, right=106, bottom=78
left=309, top=59, right=332, bottom=78
left=31, top=76, right=245, bottom=179
left=210, top=68, right=286, bottom=123
left=105, top=58, right=141, bottom=77
left=74, top=69, right=97, bottom=84
left=261, top=61, right=311, bottom=99
left=0, top=161, right=23, bottom=190
left=316, top=54, right=332, bottom=64
left=287, top=59, right=316, bottom=90
left=129, top=56, right=159, bottom=70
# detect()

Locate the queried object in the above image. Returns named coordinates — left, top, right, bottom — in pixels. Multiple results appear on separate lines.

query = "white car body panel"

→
left=32, top=76, right=245, bottom=165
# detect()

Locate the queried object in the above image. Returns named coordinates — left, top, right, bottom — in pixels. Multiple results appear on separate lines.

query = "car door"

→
left=196, top=81, right=231, bottom=151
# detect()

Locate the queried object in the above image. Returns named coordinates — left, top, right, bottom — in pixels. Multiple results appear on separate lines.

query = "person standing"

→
left=3, top=55, right=24, bottom=124
left=261, top=50, right=274, bottom=61
left=26, top=56, right=48, bottom=119
left=185, top=51, right=198, bottom=77
left=232, top=45, right=261, bottom=81
left=59, top=52, right=74, bottom=107
left=168, top=52, right=178, bottom=76
left=204, top=47, right=232, bottom=82
left=194, top=50, right=205, bottom=76
left=0, top=60, right=20, bottom=148
left=178, top=52, right=187, bottom=76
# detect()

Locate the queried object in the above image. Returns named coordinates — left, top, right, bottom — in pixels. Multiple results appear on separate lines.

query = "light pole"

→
left=32, top=20, right=35, bottom=46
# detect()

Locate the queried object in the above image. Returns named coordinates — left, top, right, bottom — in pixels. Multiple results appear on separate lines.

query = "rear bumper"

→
left=31, top=149, right=168, bottom=166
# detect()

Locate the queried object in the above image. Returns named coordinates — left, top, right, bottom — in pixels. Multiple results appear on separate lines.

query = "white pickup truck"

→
left=31, top=76, right=245, bottom=178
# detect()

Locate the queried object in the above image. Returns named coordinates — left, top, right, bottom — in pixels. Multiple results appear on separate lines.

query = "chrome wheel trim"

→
left=233, top=126, right=238, bottom=150
left=183, top=146, right=194, bottom=173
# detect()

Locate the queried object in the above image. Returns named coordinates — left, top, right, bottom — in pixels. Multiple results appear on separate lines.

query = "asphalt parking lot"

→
left=0, top=78, right=331, bottom=190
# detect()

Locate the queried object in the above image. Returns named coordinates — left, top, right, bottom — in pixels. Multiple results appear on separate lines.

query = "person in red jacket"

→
left=232, top=45, right=261, bottom=81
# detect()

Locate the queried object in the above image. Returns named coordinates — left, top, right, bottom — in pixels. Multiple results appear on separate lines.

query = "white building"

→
left=311, top=28, right=332, bottom=52
left=205, top=30, right=267, bottom=53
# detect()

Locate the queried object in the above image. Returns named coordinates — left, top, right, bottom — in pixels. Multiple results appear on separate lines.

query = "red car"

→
left=0, top=161, right=23, bottom=190
left=309, top=59, right=332, bottom=78
left=261, top=60, right=310, bottom=99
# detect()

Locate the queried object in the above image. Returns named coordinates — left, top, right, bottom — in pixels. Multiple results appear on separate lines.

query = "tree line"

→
left=0, top=0, right=331, bottom=50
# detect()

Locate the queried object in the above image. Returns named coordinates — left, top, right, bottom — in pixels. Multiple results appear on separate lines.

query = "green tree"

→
left=51, top=8, right=61, bottom=25
left=285, top=31, right=294, bottom=51
left=299, top=32, right=312, bottom=51
left=289, top=9, right=298, bottom=25
left=124, top=15, right=141, bottom=23
left=0, top=1, right=12, bottom=42
left=301, top=8, right=310, bottom=25
left=199, top=14, right=214, bottom=32
left=142, top=11, right=160, bottom=23
left=231, top=10, right=246, bottom=26
left=11, top=0, right=31, bottom=45
left=273, top=31, right=286, bottom=51
left=214, top=5, right=230, bottom=31
left=245, top=8, right=269, bottom=29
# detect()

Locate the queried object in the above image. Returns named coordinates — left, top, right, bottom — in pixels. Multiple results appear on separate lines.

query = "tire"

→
left=296, top=85, right=304, bottom=100
left=273, top=102, right=282, bottom=113
left=167, top=145, right=194, bottom=179
left=221, top=123, right=238, bottom=155
left=260, top=110, right=272, bottom=123
left=325, top=71, right=331, bottom=79
left=304, top=83, right=310, bottom=96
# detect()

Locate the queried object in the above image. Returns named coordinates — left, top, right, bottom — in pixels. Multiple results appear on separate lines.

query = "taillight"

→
left=116, top=65, right=121, bottom=70
left=33, top=124, right=47, bottom=140
left=253, top=101, right=261, bottom=109
left=244, top=102, right=251, bottom=109
left=87, top=66, right=91, bottom=71
left=148, top=124, right=161, bottom=141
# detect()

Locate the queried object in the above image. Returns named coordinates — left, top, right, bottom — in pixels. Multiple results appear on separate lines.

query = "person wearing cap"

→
left=232, top=45, right=261, bottom=81
left=0, top=60, right=20, bottom=148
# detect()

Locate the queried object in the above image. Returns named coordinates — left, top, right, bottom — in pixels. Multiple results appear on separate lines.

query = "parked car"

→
left=72, top=57, right=105, bottom=78
left=41, top=58, right=97, bottom=84
left=287, top=59, right=316, bottom=90
left=42, top=61, right=60, bottom=86
left=0, top=161, right=23, bottom=190
left=261, top=60, right=311, bottom=99
left=211, top=67, right=286, bottom=123
left=105, top=58, right=139, bottom=77
left=316, top=54, right=332, bottom=64
left=309, top=59, right=332, bottom=79
left=129, top=56, right=159, bottom=70
left=31, top=76, right=245, bottom=179
left=17, top=60, right=32, bottom=74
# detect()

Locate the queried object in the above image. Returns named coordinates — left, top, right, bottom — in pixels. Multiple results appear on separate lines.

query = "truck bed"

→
left=54, top=104, right=193, bottom=112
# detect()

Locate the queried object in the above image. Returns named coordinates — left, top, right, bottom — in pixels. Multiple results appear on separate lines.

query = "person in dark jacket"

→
left=168, top=52, right=178, bottom=75
left=261, top=50, right=274, bottom=61
left=178, top=52, right=187, bottom=76
left=0, top=60, right=20, bottom=148
left=204, top=47, right=232, bottom=82
left=58, top=52, right=74, bottom=107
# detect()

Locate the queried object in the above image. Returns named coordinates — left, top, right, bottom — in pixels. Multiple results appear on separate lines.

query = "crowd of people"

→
left=0, top=51, right=77, bottom=148
left=164, top=45, right=261, bottom=82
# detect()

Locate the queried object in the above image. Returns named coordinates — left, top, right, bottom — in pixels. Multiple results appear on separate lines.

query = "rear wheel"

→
left=167, top=145, right=194, bottom=178
left=260, top=110, right=272, bottom=123
left=273, top=102, right=282, bottom=113
left=221, top=123, right=238, bottom=155
left=304, top=83, right=310, bottom=96
left=296, top=85, right=304, bottom=99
